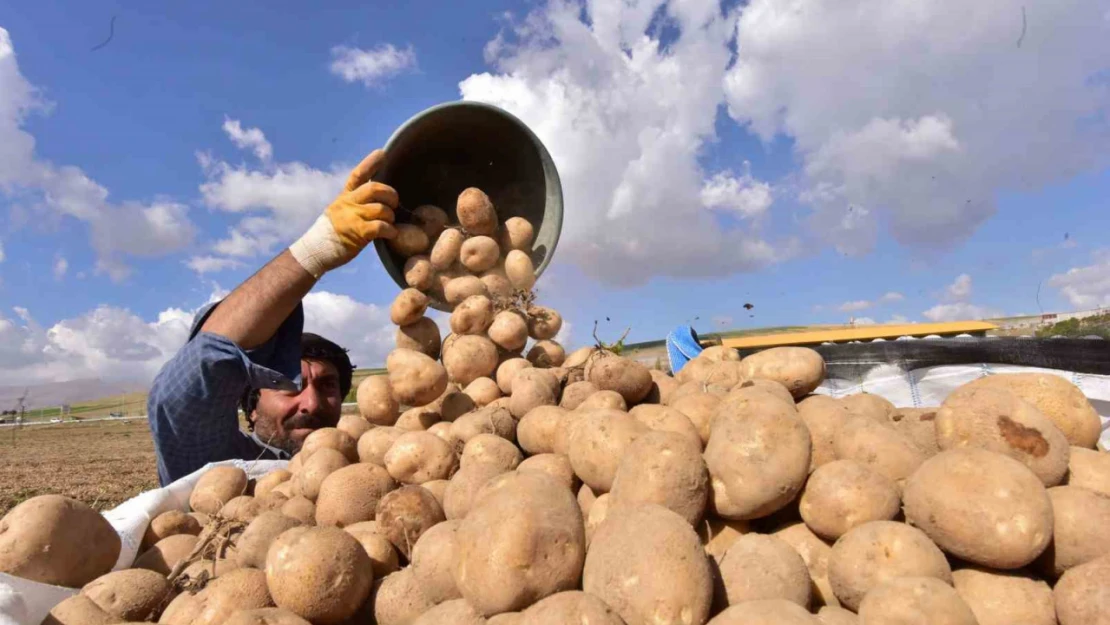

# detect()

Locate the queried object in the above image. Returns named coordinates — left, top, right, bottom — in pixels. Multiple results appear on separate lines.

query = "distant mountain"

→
left=0, top=379, right=148, bottom=411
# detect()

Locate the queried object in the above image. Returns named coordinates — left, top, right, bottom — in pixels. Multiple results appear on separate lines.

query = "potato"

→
left=445, top=275, right=489, bottom=306
left=738, top=347, right=825, bottom=399
left=568, top=409, right=648, bottom=492
left=771, top=522, right=838, bottom=609
left=383, top=431, right=458, bottom=485
left=222, top=608, right=312, bottom=625
left=440, top=389, right=477, bottom=422
left=459, top=235, right=500, bottom=273
left=159, top=591, right=202, bottom=625
left=496, top=357, right=533, bottom=394
left=610, top=431, right=708, bottom=526
left=180, top=555, right=240, bottom=581
left=235, top=511, right=304, bottom=568
left=827, top=521, right=952, bottom=611
left=959, top=373, right=1102, bottom=448
left=134, top=534, right=199, bottom=575
left=279, top=497, right=316, bottom=525
left=358, top=426, right=403, bottom=466
left=302, top=427, right=358, bottom=462
left=270, top=481, right=295, bottom=500
left=675, top=357, right=717, bottom=385
left=219, top=496, right=263, bottom=522
left=700, top=345, right=741, bottom=362
left=357, top=376, right=401, bottom=426
left=584, top=504, right=713, bottom=625
left=586, top=352, right=653, bottom=405
left=189, top=568, right=275, bottom=625
left=564, top=346, right=599, bottom=368
left=410, top=519, right=463, bottom=604
left=443, top=334, right=499, bottom=386
left=701, top=361, right=746, bottom=395
left=455, top=472, right=586, bottom=615
left=395, top=405, right=440, bottom=431
left=1053, top=554, right=1110, bottom=625
left=517, top=405, right=569, bottom=455
left=388, top=223, right=430, bottom=257
left=81, top=568, right=170, bottom=621
left=390, top=289, right=429, bottom=326
left=706, top=600, right=819, bottom=625
left=952, top=567, right=1055, bottom=625
left=1066, top=446, right=1110, bottom=496
left=480, top=269, right=513, bottom=300
left=488, top=310, right=529, bottom=352
left=499, top=216, right=534, bottom=252
left=670, top=392, right=721, bottom=445
left=316, top=463, right=397, bottom=527
left=265, top=526, right=372, bottom=624
left=509, top=368, right=560, bottom=419
left=839, top=392, right=894, bottom=422
left=412, top=600, right=484, bottom=625
left=833, top=417, right=925, bottom=485
left=705, top=402, right=811, bottom=520
left=559, top=381, right=597, bottom=410
left=344, top=521, right=400, bottom=579
left=421, top=479, right=450, bottom=509
left=504, top=249, right=536, bottom=290
left=697, top=517, right=751, bottom=564
left=517, top=453, right=578, bottom=491
left=412, top=204, right=449, bottom=238
left=903, top=448, right=1053, bottom=569
left=585, top=493, right=614, bottom=545
left=799, top=460, right=900, bottom=540
left=449, top=404, right=517, bottom=443
left=518, top=591, right=621, bottom=624
left=293, top=448, right=349, bottom=501
left=431, top=228, right=466, bottom=270
left=857, top=577, right=976, bottom=625
left=526, top=340, right=566, bottom=367
left=190, top=466, right=249, bottom=514
left=577, top=483, right=598, bottom=518
left=816, top=607, right=857, bottom=625
left=403, top=255, right=435, bottom=291
left=43, top=594, right=112, bottom=625
left=889, top=407, right=940, bottom=456
left=936, top=386, right=1070, bottom=486
left=456, top=187, right=498, bottom=235
left=718, top=534, right=812, bottom=608
left=450, top=295, right=494, bottom=335
left=795, top=395, right=851, bottom=472
left=1036, top=485, right=1110, bottom=577
left=461, top=433, right=522, bottom=473
left=443, top=463, right=507, bottom=520
left=525, top=305, right=562, bottom=341
left=724, top=378, right=795, bottom=407
left=395, top=317, right=442, bottom=360
left=371, top=569, right=435, bottom=625
left=577, top=389, right=628, bottom=412
left=387, top=348, right=449, bottom=406
left=645, top=370, right=679, bottom=404
left=376, top=485, right=445, bottom=559
left=142, top=509, right=202, bottom=552
left=336, top=415, right=371, bottom=443
left=463, top=376, right=501, bottom=407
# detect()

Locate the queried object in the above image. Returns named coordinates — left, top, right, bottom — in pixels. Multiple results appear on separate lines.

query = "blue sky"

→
left=1, top=0, right=1109, bottom=383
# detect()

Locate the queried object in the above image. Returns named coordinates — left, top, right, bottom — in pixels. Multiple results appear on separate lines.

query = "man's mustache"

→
left=284, top=413, right=328, bottom=430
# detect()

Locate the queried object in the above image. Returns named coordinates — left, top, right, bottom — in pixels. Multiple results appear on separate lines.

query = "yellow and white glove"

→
left=290, top=149, right=399, bottom=278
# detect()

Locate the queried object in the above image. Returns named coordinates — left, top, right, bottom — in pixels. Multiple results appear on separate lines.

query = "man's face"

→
left=252, top=359, right=343, bottom=453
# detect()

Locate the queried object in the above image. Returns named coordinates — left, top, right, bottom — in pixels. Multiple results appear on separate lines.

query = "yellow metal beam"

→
left=721, top=321, right=998, bottom=350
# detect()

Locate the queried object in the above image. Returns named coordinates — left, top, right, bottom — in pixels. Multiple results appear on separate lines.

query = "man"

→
left=148, top=150, right=398, bottom=484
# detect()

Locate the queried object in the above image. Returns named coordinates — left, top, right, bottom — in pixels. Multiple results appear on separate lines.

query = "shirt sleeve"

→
left=147, top=302, right=305, bottom=485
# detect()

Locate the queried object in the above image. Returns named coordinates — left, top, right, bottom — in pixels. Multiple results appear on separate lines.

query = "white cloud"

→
left=0, top=28, right=196, bottom=280
left=888, top=314, right=911, bottom=324
left=922, top=302, right=1001, bottom=322
left=301, top=291, right=395, bottom=369
left=724, top=0, right=1110, bottom=255
left=53, top=256, right=67, bottom=280
left=186, top=255, right=245, bottom=274
left=944, top=274, right=973, bottom=302
left=459, top=1, right=793, bottom=285
left=836, top=290, right=905, bottom=312
left=554, top=318, right=574, bottom=348
left=838, top=300, right=872, bottom=313
left=329, top=44, right=417, bottom=87
left=852, top=317, right=877, bottom=325
left=0, top=240, right=4, bottom=263
left=222, top=117, right=272, bottom=162
left=1048, top=250, right=1110, bottom=309
left=879, top=291, right=904, bottom=303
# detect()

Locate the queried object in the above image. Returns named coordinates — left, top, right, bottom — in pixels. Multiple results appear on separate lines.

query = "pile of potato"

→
left=3, top=188, right=1110, bottom=624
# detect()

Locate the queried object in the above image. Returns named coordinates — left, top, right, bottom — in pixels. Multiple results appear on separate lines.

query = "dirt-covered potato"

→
left=189, top=568, right=275, bottom=625
left=463, top=376, right=502, bottom=407
left=190, top=466, right=249, bottom=514
left=697, top=517, right=751, bottom=564
left=450, top=404, right=516, bottom=443
left=142, top=509, right=202, bottom=552
left=316, top=463, right=397, bottom=527
left=698, top=345, right=740, bottom=362
left=568, top=409, right=648, bottom=492
left=563, top=346, right=598, bottom=368
left=344, top=521, right=400, bottom=579
left=670, top=392, right=721, bottom=445
left=738, top=347, right=825, bottom=399
left=382, top=430, right=458, bottom=485
left=390, top=289, right=429, bottom=326
left=586, top=352, right=653, bottom=405
left=952, top=567, right=1055, bottom=625
left=700, top=361, right=746, bottom=395
left=770, top=522, right=838, bottom=610
left=371, top=569, right=435, bottom=625
left=222, top=608, right=312, bottom=625
left=336, top=414, right=371, bottom=442
left=517, top=453, right=578, bottom=491
left=889, top=407, right=941, bottom=456
left=488, top=310, right=529, bottom=352
left=504, top=249, right=536, bottom=290
left=457, top=187, right=498, bottom=236
left=520, top=591, right=623, bottom=625
left=396, top=317, right=443, bottom=359
left=959, top=373, right=1102, bottom=448
left=444, top=334, right=499, bottom=386
left=1066, top=446, right=1110, bottom=496
left=443, top=463, right=506, bottom=520
left=903, top=448, right=1053, bottom=569
left=411, top=599, right=485, bottom=625
left=236, top=511, right=304, bottom=568
left=499, top=216, right=534, bottom=252
left=577, top=390, right=627, bottom=412
left=80, top=569, right=170, bottom=622
left=839, top=392, right=894, bottom=422
left=833, top=417, right=925, bottom=485
left=645, top=369, right=679, bottom=404
left=559, top=381, right=597, bottom=410
left=395, top=404, right=439, bottom=432
left=376, top=485, right=445, bottom=559
left=857, top=577, right=976, bottom=625
left=584, top=504, right=713, bottom=625
left=707, top=600, right=819, bottom=625
left=496, top=357, right=532, bottom=394
left=718, top=534, right=812, bottom=608
left=526, top=340, right=566, bottom=368
left=159, top=592, right=202, bottom=625
left=42, top=594, right=112, bottom=625
left=265, top=526, right=372, bottom=624
left=387, top=348, right=449, bottom=406
left=219, top=496, right=263, bottom=522
left=302, top=427, right=358, bottom=462
left=799, top=460, right=900, bottom=540
left=523, top=306, right=562, bottom=342
left=293, top=448, right=349, bottom=501
left=796, top=395, right=852, bottom=471
left=421, top=479, right=450, bottom=510
left=406, top=519, right=462, bottom=604
left=445, top=275, right=490, bottom=306
left=279, top=497, right=316, bottom=525
left=705, top=402, right=811, bottom=520
left=936, top=386, right=1070, bottom=486
left=134, top=534, right=199, bottom=576
left=509, top=368, right=559, bottom=419
left=387, top=223, right=430, bottom=257
left=1036, top=485, right=1110, bottom=577
left=403, top=255, right=435, bottom=291
left=459, top=235, right=500, bottom=273
left=1053, top=554, right=1110, bottom=625
left=460, top=433, right=522, bottom=474
left=610, top=431, right=708, bottom=526
left=827, top=521, right=952, bottom=612
left=357, top=375, right=401, bottom=426
left=450, top=295, right=494, bottom=336
left=411, top=204, right=448, bottom=238
left=358, top=426, right=403, bottom=466
left=480, top=269, right=513, bottom=299
left=454, top=472, right=586, bottom=615
left=431, top=228, right=466, bottom=270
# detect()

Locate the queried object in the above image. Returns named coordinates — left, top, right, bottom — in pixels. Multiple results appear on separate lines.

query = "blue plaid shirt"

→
left=147, top=302, right=304, bottom=485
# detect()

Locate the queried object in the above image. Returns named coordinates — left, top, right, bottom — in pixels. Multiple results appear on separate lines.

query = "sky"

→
left=1, top=0, right=1109, bottom=385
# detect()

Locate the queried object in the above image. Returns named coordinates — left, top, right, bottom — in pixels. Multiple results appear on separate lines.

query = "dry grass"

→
left=0, top=419, right=159, bottom=516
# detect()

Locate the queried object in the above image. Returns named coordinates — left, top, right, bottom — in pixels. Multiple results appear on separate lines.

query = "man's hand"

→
left=289, top=149, right=399, bottom=278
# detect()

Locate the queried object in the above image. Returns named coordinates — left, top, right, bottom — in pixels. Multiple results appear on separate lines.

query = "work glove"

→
left=289, top=149, right=398, bottom=278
